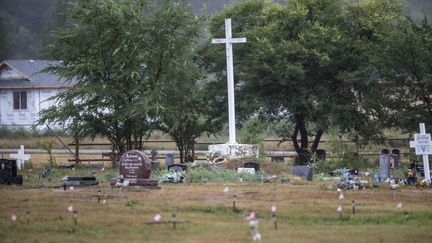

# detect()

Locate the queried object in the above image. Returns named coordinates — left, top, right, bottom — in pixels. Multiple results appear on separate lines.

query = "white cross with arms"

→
left=409, top=123, right=431, bottom=182
left=10, top=145, right=30, bottom=170
left=212, top=18, right=246, bottom=144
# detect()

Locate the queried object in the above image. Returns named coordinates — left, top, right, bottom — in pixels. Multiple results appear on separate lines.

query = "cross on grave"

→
left=409, top=123, right=431, bottom=182
left=212, top=18, right=246, bottom=144
left=10, top=145, right=30, bottom=170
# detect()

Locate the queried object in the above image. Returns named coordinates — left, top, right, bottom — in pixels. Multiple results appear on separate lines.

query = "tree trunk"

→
left=291, top=116, right=311, bottom=165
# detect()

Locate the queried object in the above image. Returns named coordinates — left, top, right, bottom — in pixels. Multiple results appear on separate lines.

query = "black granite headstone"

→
left=244, top=161, right=259, bottom=171
left=293, top=166, right=313, bottom=181
left=0, top=159, right=22, bottom=185
left=62, top=176, right=99, bottom=186
left=316, top=149, right=326, bottom=160
left=168, top=164, right=188, bottom=172
left=391, top=149, right=401, bottom=168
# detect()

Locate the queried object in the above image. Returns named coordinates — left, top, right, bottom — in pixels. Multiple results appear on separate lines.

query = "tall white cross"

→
left=10, top=145, right=30, bottom=170
left=409, top=123, right=431, bottom=182
left=212, top=18, right=246, bottom=144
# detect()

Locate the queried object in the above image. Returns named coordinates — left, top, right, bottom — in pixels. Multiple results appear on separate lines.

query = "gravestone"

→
left=150, top=149, right=160, bottom=171
left=165, top=153, right=174, bottom=168
left=237, top=167, right=255, bottom=174
left=168, top=164, right=187, bottom=173
left=293, top=166, right=313, bottom=181
left=316, top=149, right=326, bottom=160
left=391, top=149, right=401, bottom=168
left=379, top=153, right=391, bottom=181
left=118, top=150, right=158, bottom=187
left=62, top=176, right=98, bottom=186
left=0, top=159, right=23, bottom=185
left=244, top=161, right=259, bottom=171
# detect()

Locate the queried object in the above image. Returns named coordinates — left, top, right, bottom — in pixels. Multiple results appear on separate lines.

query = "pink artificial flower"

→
left=154, top=214, right=161, bottom=222
left=365, top=171, right=370, bottom=177
left=337, top=205, right=343, bottom=213
left=11, top=214, right=17, bottom=221
left=245, top=212, right=255, bottom=221
left=338, top=193, right=344, bottom=200
left=67, top=205, right=74, bottom=212
left=271, top=205, right=277, bottom=213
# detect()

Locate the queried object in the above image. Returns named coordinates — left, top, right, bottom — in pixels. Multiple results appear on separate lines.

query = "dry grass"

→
left=1, top=168, right=432, bottom=243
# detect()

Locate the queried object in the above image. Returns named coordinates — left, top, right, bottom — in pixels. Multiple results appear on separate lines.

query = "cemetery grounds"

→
left=1, top=162, right=432, bottom=243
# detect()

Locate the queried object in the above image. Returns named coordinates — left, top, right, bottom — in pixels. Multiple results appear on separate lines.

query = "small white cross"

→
left=409, top=123, right=431, bottom=181
left=10, top=145, right=30, bottom=170
left=212, top=18, right=246, bottom=144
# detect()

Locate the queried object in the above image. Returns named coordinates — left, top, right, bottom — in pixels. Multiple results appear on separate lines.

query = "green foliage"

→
left=186, top=167, right=265, bottom=183
left=37, top=139, right=56, bottom=166
left=39, top=0, right=202, bottom=155
left=372, top=16, right=432, bottom=133
left=237, top=116, right=267, bottom=146
left=203, top=0, right=404, bottom=165
left=126, top=199, right=139, bottom=207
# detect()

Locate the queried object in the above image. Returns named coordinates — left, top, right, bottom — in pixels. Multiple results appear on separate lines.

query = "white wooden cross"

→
left=10, top=145, right=30, bottom=170
left=212, top=18, right=246, bottom=144
left=409, top=123, right=431, bottom=182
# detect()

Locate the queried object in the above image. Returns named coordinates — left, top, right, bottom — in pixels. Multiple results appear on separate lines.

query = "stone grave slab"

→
left=0, top=159, right=23, bottom=185
left=119, top=150, right=158, bottom=187
left=62, top=176, right=98, bottom=186
left=292, top=166, right=313, bottom=181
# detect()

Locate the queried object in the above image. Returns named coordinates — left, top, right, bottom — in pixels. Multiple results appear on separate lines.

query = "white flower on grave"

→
left=61, top=176, right=68, bottom=181
left=102, top=199, right=106, bottom=204
left=154, top=214, right=161, bottom=222
left=223, top=187, right=229, bottom=193
left=70, top=186, right=74, bottom=190
left=11, top=214, right=17, bottom=221
left=338, top=193, right=344, bottom=200
left=337, top=188, right=342, bottom=192
left=253, top=233, right=261, bottom=241
left=67, top=206, right=74, bottom=212
left=101, top=167, right=105, bottom=171
left=337, top=205, right=343, bottom=213
left=396, top=202, right=402, bottom=209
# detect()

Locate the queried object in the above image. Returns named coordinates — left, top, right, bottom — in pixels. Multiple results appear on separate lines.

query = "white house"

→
left=0, top=60, right=75, bottom=128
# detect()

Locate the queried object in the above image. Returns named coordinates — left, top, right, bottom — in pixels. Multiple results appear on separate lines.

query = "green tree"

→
left=157, top=54, right=223, bottom=163
left=38, top=0, right=201, bottom=155
left=202, top=0, right=403, bottom=164
left=373, top=17, right=432, bottom=132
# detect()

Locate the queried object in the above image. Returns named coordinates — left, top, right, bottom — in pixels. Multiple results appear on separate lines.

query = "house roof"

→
left=0, top=60, right=76, bottom=89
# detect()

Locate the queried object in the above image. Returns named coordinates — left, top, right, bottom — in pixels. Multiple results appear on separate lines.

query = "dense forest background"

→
left=0, top=0, right=432, bottom=60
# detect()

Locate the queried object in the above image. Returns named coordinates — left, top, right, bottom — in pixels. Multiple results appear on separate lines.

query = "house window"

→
left=13, top=91, right=27, bottom=110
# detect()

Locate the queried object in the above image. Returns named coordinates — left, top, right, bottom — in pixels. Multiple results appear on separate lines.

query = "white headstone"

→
left=237, top=167, right=255, bottom=174
left=409, top=123, right=431, bottom=182
left=10, top=145, right=30, bottom=170
left=212, top=18, right=246, bottom=144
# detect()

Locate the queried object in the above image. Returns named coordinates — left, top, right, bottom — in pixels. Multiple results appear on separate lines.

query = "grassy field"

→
left=1, top=167, right=432, bottom=243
